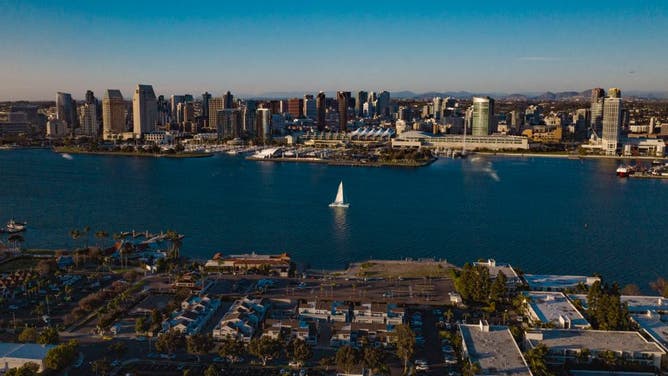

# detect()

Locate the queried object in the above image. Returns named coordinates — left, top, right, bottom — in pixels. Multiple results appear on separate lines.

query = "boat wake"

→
left=61, top=153, right=73, bottom=160
left=469, top=158, right=500, bottom=182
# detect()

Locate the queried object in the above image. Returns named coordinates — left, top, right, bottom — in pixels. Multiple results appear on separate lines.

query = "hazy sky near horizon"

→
left=1, top=0, right=667, bottom=100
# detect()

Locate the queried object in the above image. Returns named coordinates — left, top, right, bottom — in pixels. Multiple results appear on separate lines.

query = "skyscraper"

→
left=85, top=90, right=96, bottom=105
left=590, top=88, right=605, bottom=138
left=170, top=95, right=186, bottom=123
left=377, top=91, right=390, bottom=118
left=303, top=95, right=317, bottom=120
left=472, top=96, right=495, bottom=136
left=103, top=90, right=125, bottom=136
left=257, top=108, right=272, bottom=143
left=243, top=100, right=257, bottom=136
left=356, top=91, right=368, bottom=117
left=202, top=92, right=212, bottom=125
left=602, top=88, right=622, bottom=155
left=56, top=92, right=76, bottom=128
left=223, top=91, right=234, bottom=109
left=208, top=97, right=224, bottom=131
left=337, top=91, right=351, bottom=132
left=132, top=84, right=158, bottom=136
left=316, top=92, right=326, bottom=131
left=287, top=98, right=303, bottom=119
left=433, top=97, right=443, bottom=120
left=217, top=109, right=242, bottom=139
left=78, top=102, right=98, bottom=137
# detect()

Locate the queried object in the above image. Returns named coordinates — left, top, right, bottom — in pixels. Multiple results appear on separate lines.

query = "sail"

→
left=334, top=182, right=344, bottom=204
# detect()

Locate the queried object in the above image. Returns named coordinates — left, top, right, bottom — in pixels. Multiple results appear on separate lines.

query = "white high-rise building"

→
left=602, top=88, right=622, bottom=155
left=433, top=97, right=443, bottom=120
left=132, top=84, right=157, bottom=136
left=78, top=103, right=98, bottom=137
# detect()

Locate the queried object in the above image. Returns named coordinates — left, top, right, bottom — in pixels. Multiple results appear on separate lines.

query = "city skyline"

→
left=1, top=1, right=667, bottom=100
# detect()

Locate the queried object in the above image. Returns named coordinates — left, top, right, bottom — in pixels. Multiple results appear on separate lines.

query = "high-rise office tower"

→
left=78, top=102, right=98, bottom=137
left=287, top=98, right=303, bottom=119
left=85, top=90, right=96, bottom=105
left=223, top=91, right=234, bottom=109
left=257, top=108, right=272, bottom=142
left=303, top=95, right=317, bottom=120
left=157, top=95, right=169, bottom=126
left=243, top=100, right=257, bottom=136
left=103, top=90, right=125, bottom=136
left=208, top=97, right=224, bottom=131
left=602, top=88, right=622, bottom=155
left=316, top=92, right=326, bottom=131
left=132, top=84, right=158, bottom=136
left=356, top=91, right=368, bottom=117
left=217, top=109, right=242, bottom=139
left=433, top=97, right=443, bottom=120
left=56, top=92, right=76, bottom=128
left=590, top=88, right=605, bottom=137
left=170, top=95, right=186, bottom=123
left=202, top=92, right=212, bottom=125
left=377, top=91, right=390, bottom=117
left=471, top=96, right=495, bottom=136
left=337, top=91, right=351, bottom=132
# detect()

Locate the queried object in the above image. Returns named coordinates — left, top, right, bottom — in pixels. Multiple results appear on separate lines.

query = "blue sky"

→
left=1, top=0, right=667, bottom=100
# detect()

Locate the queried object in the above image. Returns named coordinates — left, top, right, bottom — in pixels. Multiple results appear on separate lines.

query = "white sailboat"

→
left=329, top=181, right=350, bottom=208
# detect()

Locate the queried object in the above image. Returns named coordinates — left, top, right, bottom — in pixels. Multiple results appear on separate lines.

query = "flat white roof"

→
left=524, top=274, right=598, bottom=290
left=473, top=259, right=520, bottom=280
left=526, top=329, right=666, bottom=354
left=525, top=292, right=589, bottom=328
left=460, top=324, right=532, bottom=376
left=568, top=294, right=668, bottom=313
left=632, top=313, right=668, bottom=351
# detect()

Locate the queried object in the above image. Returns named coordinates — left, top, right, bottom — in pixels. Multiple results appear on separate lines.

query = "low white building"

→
left=524, top=291, right=590, bottom=329
left=0, top=343, right=54, bottom=373
left=459, top=322, right=532, bottom=376
left=212, top=297, right=267, bottom=342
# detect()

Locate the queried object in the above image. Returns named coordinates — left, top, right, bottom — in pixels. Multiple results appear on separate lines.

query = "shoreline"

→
left=476, top=151, right=668, bottom=161
left=52, top=147, right=214, bottom=159
left=246, top=156, right=436, bottom=168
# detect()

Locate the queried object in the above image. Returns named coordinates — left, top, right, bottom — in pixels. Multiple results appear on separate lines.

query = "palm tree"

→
left=7, top=234, right=24, bottom=251
left=165, top=230, right=182, bottom=259
left=69, top=229, right=81, bottom=250
left=95, top=231, right=109, bottom=250
left=82, top=226, right=91, bottom=249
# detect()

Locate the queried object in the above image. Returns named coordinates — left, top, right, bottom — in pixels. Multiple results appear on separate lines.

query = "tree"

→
left=490, top=271, right=508, bottom=303
left=586, top=281, right=630, bottom=330
left=203, top=365, right=218, bottom=376
left=91, top=358, right=111, bottom=376
left=650, top=277, right=668, bottom=298
left=135, top=317, right=147, bottom=335
left=5, top=362, right=39, bottom=376
left=107, top=342, right=127, bottom=358
left=69, top=229, right=81, bottom=249
left=319, top=355, right=335, bottom=371
left=462, top=361, right=482, bottom=376
left=218, top=336, right=245, bottom=362
left=524, top=344, right=551, bottom=376
left=248, top=336, right=281, bottom=366
left=36, top=260, right=55, bottom=277
left=187, top=334, right=213, bottom=360
left=44, top=340, right=78, bottom=371
left=95, top=231, right=109, bottom=249
left=335, top=345, right=359, bottom=374
left=287, top=338, right=313, bottom=365
left=394, top=324, right=415, bottom=374
left=18, top=327, right=37, bottom=343
left=621, top=284, right=641, bottom=296
left=154, top=329, right=185, bottom=354
left=8, top=234, right=24, bottom=250
left=37, top=327, right=59, bottom=345
left=362, top=345, right=384, bottom=374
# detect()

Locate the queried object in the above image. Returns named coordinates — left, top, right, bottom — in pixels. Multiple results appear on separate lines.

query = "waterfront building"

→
left=392, top=130, right=528, bottom=151
left=523, top=274, right=600, bottom=291
left=56, top=92, right=76, bottom=130
left=433, top=97, right=443, bottom=120
left=78, top=102, right=98, bottom=137
left=524, top=329, right=665, bottom=369
left=45, top=119, right=69, bottom=138
left=523, top=292, right=590, bottom=329
left=208, top=97, right=224, bottom=131
left=632, top=311, right=668, bottom=352
left=216, top=109, right=242, bottom=139
left=472, top=259, right=522, bottom=289
left=132, top=84, right=157, bottom=136
left=223, top=91, right=234, bottom=109
left=337, top=91, right=351, bottom=132
left=602, top=88, right=622, bottom=155
left=356, top=91, right=368, bottom=117
left=257, top=108, right=272, bottom=142
left=170, top=95, right=186, bottom=123
left=243, top=100, right=257, bottom=136
left=303, top=94, right=316, bottom=120
left=316, top=91, right=326, bottom=131
left=471, top=96, right=494, bottom=136
left=205, top=252, right=291, bottom=277
left=102, top=89, right=125, bottom=137
left=459, top=322, right=532, bottom=376
left=156, top=95, right=169, bottom=126
left=287, top=98, right=303, bottom=119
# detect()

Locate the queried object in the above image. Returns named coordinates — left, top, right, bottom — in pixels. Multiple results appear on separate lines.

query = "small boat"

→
left=5, top=219, right=27, bottom=233
left=329, top=181, right=350, bottom=208
left=616, top=165, right=636, bottom=177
